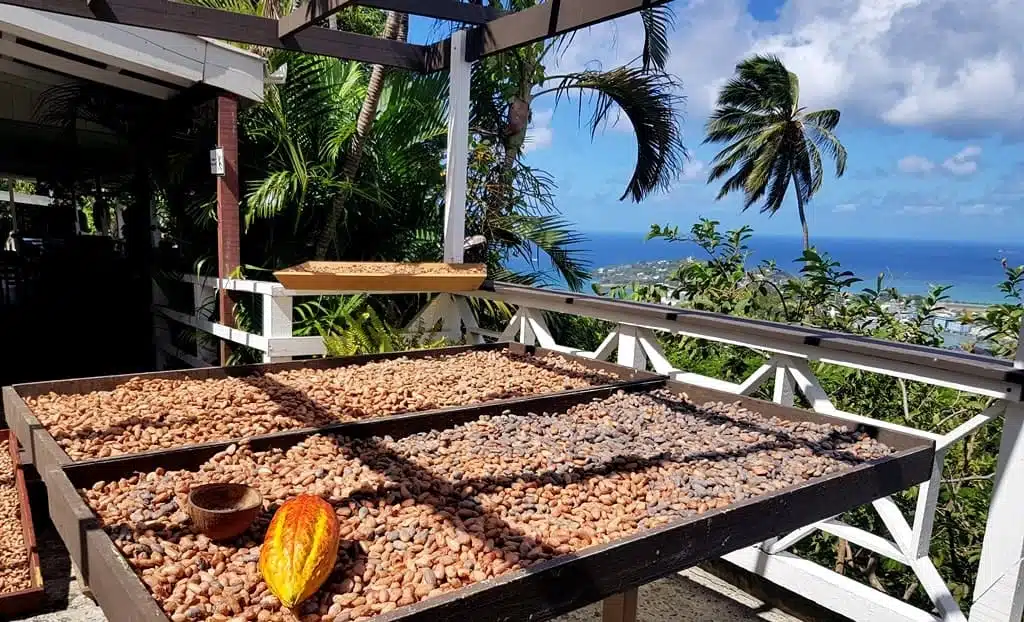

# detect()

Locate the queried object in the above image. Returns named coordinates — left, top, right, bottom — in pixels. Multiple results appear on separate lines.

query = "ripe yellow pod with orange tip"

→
left=258, top=494, right=340, bottom=609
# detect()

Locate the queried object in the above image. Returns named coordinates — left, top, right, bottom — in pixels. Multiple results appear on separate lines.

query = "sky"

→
left=414, top=0, right=1024, bottom=242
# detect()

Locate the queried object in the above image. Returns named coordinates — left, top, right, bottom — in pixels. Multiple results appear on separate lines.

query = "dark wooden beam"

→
left=465, top=0, right=671, bottom=61
left=3, top=0, right=427, bottom=70
left=280, top=0, right=500, bottom=39
left=278, top=0, right=357, bottom=38
left=355, top=0, right=500, bottom=24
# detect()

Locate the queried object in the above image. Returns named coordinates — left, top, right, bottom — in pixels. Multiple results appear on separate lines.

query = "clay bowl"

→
left=186, top=483, right=263, bottom=540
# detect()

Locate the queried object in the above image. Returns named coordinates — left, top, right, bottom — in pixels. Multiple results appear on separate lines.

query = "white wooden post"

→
left=774, top=365, right=796, bottom=406
left=442, top=29, right=471, bottom=264
left=262, top=292, right=294, bottom=363
left=616, top=324, right=646, bottom=370
left=969, top=402, right=1024, bottom=622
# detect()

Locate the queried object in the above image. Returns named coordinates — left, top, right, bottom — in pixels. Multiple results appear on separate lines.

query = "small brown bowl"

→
left=186, top=483, right=263, bottom=540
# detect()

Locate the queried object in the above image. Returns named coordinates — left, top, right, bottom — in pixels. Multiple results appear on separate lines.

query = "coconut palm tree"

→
left=314, top=10, right=407, bottom=259
left=473, top=3, right=686, bottom=210
left=704, top=54, right=847, bottom=250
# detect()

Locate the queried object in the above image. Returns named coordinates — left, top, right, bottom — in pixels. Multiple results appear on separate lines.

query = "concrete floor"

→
left=13, top=513, right=802, bottom=622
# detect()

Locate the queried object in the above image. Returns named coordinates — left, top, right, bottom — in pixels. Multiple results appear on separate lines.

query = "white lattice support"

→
left=523, top=308, right=556, bottom=349
left=193, top=279, right=218, bottom=365
left=818, top=518, right=910, bottom=565
left=910, top=405, right=1003, bottom=561
left=452, top=296, right=483, bottom=345
left=636, top=329, right=743, bottom=392
left=406, top=295, right=444, bottom=334
left=912, top=556, right=968, bottom=622
left=520, top=309, right=537, bottom=346
left=261, top=291, right=294, bottom=363
left=406, top=295, right=462, bottom=342
left=936, top=406, right=1003, bottom=452
left=784, top=358, right=943, bottom=443
left=498, top=309, right=525, bottom=342
left=738, top=361, right=778, bottom=396
left=590, top=330, right=619, bottom=362
left=724, top=547, right=941, bottom=622
left=871, top=496, right=917, bottom=559
left=442, top=29, right=470, bottom=264
left=773, top=365, right=795, bottom=406
left=522, top=309, right=592, bottom=356
left=762, top=523, right=821, bottom=554
left=969, top=402, right=1024, bottom=622
left=616, top=324, right=646, bottom=370
left=910, top=450, right=947, bottom=561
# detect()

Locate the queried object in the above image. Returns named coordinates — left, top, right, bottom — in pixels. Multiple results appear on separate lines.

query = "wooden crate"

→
left=0, top=430, right=45, bottom=618
left=273, top=262, right=486, bottom=292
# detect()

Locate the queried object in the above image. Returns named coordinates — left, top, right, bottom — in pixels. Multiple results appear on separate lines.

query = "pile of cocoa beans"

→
left=27, top=351, right=615, bottom=460
left=81, top=389, right=893, bottom=622
left=0, top=446, right=31, bottom=596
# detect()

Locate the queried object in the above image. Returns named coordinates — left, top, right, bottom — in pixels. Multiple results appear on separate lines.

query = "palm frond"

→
left=492, top=213, right=591, bottom=290
left=545, top=67, right=687, bottom=201
left=640, top=6, right=675, bottom=72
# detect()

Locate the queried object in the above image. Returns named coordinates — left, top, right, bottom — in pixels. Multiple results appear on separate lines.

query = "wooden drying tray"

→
left=0, top=430, right=45, bottom=618
left=273, top=262, right=487, bottom=292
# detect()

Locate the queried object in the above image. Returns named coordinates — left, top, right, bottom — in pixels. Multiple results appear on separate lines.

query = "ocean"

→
left=510, top=232, right=1023, bottom=305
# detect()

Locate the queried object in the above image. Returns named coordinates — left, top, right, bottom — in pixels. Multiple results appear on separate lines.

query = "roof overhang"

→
left=0, top=4, right=265, bottom=102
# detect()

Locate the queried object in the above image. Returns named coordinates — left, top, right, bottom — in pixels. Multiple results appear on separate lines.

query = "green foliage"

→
left=294, top=295, right=446, bottom=356
left=960, top=260, right=1023, bottom=358
left=575, top=219, right=1016, bottom=609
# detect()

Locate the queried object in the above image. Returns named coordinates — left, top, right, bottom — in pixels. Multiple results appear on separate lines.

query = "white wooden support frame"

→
left=261, top=290, right=294, bottom=363
left=442, top=29, right=471, bottom=264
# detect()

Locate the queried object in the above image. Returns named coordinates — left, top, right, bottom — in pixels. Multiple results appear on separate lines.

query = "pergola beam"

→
left=465, top=0, right=671, bottom=60
left=279, top=0, right=356, bottom=38
left=281, top=0, right=499, bottom=39
left=356, top=0, right=499, bottom=24
left=3, top=0, right=426, bottom=70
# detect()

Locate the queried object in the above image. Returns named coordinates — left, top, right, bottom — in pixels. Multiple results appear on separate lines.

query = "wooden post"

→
left=216, top=92, right=241, bottom=365
left=602, top=587, right=638, bottom=622
left=442, top=29, right=470, bottom=264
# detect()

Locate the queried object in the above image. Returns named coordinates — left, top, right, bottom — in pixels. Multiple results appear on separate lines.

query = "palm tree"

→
left=314, top=10, right=407, bottom=259
left=704, top=54, right=847, bottom=249
left=473, top=3, right=686, bottom=209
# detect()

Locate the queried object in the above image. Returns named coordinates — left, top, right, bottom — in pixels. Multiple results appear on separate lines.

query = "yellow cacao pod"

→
left=259, top=494, right=340, bottom=608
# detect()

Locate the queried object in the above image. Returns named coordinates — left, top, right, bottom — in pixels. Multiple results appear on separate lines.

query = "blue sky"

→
left=418, top=0, right=1024, bottom=242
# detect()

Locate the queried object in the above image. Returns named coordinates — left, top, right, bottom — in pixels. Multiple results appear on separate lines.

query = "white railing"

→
left=153, top=276, right=1024, bottom=622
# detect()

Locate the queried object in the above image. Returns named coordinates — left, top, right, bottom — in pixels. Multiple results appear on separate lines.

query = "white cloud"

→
left=960, top=203, right=1006, bottom=216
left=942, top=145, right=982, bottom=175
left=549, top=0, right=1024, bottom=138
left=523, top=109, right=553, bottom=153
left=681, top=159, right=707, bottom=181
left=832, top=203, right=857, bottom=212
left=899, top=205, right=944, bottom=215
left=898, top=155, right=935, bottom=174
left=896, top=146, right=982, bottom=175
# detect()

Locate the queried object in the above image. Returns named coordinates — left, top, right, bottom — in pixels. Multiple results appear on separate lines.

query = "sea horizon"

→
left=511, top=231, right=1022, bottom=306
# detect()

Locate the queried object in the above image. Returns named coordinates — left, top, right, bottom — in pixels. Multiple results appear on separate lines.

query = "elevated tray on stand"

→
left=273, top=261, right=486, bottom=292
